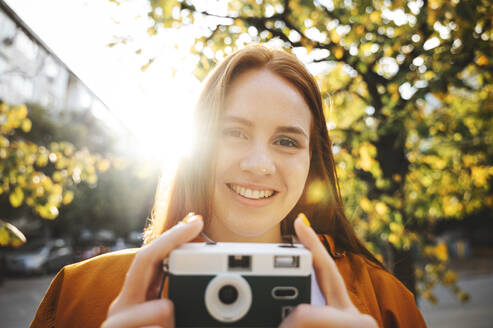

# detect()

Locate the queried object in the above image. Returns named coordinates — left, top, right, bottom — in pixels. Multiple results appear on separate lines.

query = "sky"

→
left=6, top=0, right=202, bottom=164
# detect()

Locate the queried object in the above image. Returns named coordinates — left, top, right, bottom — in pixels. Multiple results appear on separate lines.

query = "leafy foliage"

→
left=0, top=101, right=113, bottom=244
left=142, top=0, right=493, bottom=302
left=0, top=219, right=26, bottom=247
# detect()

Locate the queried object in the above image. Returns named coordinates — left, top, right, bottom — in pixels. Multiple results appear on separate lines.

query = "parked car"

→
left=5, top=239, right=74, bottom=275
left=74, top=244, right=110, bottom=262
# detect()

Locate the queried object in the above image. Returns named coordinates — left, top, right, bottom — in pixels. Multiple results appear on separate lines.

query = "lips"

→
left=227, top=183, right=277, bottom=200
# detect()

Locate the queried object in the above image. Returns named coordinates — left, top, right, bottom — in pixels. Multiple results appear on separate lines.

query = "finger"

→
left=294, top=215, right=354, bottom=310
left=102, top=299, right=174, bottom=328
left=119, top=215, right=203, bottom=305
left=279, top=304, right=376, bottom=328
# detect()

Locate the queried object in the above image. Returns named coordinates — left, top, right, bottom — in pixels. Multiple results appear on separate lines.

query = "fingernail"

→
left=297, top=213, right=311, bottom=227
left=182, top=214, right=201, bottom=224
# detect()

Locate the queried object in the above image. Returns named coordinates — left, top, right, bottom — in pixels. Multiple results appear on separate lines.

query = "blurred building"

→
left=0, top=0, right=134, bottom=147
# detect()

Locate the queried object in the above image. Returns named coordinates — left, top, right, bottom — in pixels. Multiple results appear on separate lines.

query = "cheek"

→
left=215, top=146, right=234, bottom=177
left=285, top=153, right=311, bottom=192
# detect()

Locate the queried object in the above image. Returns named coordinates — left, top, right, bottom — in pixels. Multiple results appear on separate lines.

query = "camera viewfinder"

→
left=274, top=255, right=300, bottom=268
left=228, top=255, right=251, bottom=271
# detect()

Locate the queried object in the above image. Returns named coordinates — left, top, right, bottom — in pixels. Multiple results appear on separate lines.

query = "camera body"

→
left=167, top=242, right=312, bottom=328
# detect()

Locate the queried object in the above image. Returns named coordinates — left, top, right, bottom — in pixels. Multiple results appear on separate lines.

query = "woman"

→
left=32, top=45, right=426, bottom=327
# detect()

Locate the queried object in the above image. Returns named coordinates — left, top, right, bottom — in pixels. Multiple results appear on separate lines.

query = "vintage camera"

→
left=166, top=242, right=312, bottom=328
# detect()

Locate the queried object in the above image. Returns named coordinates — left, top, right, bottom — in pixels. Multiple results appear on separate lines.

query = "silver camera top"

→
left=168, top=242, right=312, bottom=276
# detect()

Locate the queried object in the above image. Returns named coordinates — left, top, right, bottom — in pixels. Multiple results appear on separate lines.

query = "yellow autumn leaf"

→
left=36, top=205, right=59, bottom=220
left=147, top=26, right=157, bottom=36
left=423, top=290, right=438, bottom=304
left=359, top=197, right=372, bottom=212
left=53, top=171, right=63, bottom=182
left=375, top=202, right=388, bottom=215
left=0, top=135, right=9, bottom=148
left=26, top=196, right=35, bottom=206
left=443, top=270, right=457, bottom=284
left=36, top=153, right=49, bottom=167
left=52, top=184, right=63, bottom=195
left=9, top=187, right=24, bottom=208
left=63, top=144, right=74, bottom=156
left=87, top=174, right=98, bottom=185
left=141, top=58, right=155, bottom=72
left=357, top=142, right=376, bottom=171
left=471, top=166, right=490, bottom=187
left=330, top=30, right=341, bottom=43
left=392, top=174, right=402, bottom=182
left=0, top=220, right=26, bottom=247
left=476, top=55, right=488, bottom=66
left=387, top=83, right=399, bottom=94
left=333, top=46, right=344, bottom=59
left=0, top=228, right=9, bottom=246
left=15, top=104, right=28, bottom=119
left=458, top=291, right=470, bottom=302
left=355, top=25, right=365, bottom=36
left=21, top=118, right=32, bottom=132
left=63, top=191, right=74, bottom=205
left=388, top=233, right=399, bottom=245
left=390, top=222, right=403, bottom=234
left=97, top=159, right=111, bottom=172
left=434, top=242, right=448, bottom=261
left=35, top=186, right=44, bottom=197
left=369, top=218, right=382, bottom=232
left=369, top=11, right=381, bottom=24
left=17, top=175, right=26, bottom=187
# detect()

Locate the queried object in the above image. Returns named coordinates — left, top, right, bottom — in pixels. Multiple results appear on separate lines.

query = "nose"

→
left=239, top=143, right=276, bottom=176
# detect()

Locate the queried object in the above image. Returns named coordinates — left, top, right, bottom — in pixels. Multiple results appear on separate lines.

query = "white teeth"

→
left=230, top=184, right=274, bottom=199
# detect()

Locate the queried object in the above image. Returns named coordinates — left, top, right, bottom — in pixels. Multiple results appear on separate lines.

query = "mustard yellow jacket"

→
left=31, top=235, right=426, bottom=328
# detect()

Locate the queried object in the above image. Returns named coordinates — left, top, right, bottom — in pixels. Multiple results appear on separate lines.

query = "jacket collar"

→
left=319, top=234, right=346, bottom=259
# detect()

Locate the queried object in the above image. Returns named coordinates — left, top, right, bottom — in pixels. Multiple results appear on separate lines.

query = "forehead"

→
left=223, top=69, right=312, bottom=130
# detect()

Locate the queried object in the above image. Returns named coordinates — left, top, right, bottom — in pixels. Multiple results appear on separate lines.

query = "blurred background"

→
left=0, top=0, right=492, bottom=327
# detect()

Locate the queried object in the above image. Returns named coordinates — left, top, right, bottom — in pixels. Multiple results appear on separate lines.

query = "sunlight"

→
left=7, top=0, right=202, bottom=172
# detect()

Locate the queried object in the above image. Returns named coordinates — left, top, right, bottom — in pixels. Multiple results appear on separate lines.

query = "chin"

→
left=229, top=225, right=268, bottom=237
left=225, top=219, right=279, bottom=240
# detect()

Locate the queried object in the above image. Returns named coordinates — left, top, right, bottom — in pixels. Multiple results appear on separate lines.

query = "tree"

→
left=138, top=0, right=492, bottom=302
left=1, top=101, right=159, bottom=246
left=0, top=101, right=113, bottom=246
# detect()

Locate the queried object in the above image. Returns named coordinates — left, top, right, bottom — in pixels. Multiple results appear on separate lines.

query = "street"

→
left=420, top=273, right=493, bottom=328
left=1, top=270, right=493, bottom=327
left=0, top=274, right=54, bottom=328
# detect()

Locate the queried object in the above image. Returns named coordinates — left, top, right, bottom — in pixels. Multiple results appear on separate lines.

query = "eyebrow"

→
left=222, top=115, right=309, bottom=139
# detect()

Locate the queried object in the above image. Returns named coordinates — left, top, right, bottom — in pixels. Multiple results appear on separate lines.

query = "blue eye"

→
left=276, top=137, right=299, bottom=148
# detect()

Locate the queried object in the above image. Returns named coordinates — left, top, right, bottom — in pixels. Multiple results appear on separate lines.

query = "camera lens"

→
left=218, top=284, right=238, bottom=304
left=205, top=274, right=252, bottom=322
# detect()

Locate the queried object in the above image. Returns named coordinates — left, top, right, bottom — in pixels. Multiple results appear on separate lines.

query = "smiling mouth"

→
left=227, top=183, right=277, bottom=200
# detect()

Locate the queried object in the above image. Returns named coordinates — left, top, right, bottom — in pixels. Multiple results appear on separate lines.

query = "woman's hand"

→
left=279, top=215, right=377, bottom=328
left=101, top=214, right=203, bottom=328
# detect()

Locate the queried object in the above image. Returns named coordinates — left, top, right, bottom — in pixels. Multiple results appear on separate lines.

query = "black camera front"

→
left=167, top=242, right=312, bottom=327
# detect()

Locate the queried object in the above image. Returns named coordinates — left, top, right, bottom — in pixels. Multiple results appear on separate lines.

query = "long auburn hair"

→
left=144, top=45, right=383, bottom=268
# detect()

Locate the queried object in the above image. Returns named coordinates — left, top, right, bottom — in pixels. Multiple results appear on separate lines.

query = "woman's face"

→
left=208, top=69, right=312, bottom=242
